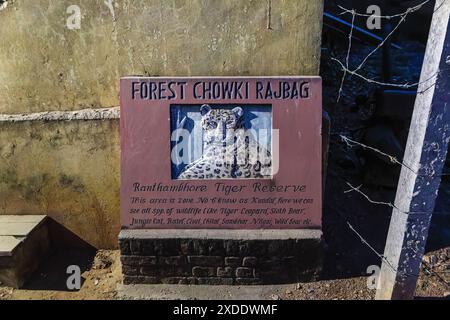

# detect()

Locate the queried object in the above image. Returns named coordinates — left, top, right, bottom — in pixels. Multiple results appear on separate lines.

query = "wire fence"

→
left=327, top=0, right=450, bottom=291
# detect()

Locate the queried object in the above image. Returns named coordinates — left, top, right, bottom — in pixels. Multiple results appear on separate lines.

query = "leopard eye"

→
left=208, top=121, right=217, bottom=129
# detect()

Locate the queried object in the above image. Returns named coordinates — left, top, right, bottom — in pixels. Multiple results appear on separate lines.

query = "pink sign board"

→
left=120, top=77, right=322, bottom=229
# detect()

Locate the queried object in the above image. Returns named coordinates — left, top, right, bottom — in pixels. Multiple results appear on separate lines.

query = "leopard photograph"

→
left=177, top=104, right=272, bottom=180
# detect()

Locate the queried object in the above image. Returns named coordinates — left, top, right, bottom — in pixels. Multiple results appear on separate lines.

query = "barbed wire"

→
left=328, top=0, right=450, bottom=294
left=346, top=221, right=450, bottom=289
left=344, top=181, right=450, bottom=216
left=332, top=58, right=439, bottom=93
left=353, top=9, right=409, bottom=73
left=327, top=183, right=449, bottom=287
left=344, top=182, right=395, bottom=208
left=337, top=9, right=356, bottom=102
left=334, top=133, right=450, bottom=177
left=327, top=177, right=450, bottom=289
left=339, top=134, right=417, bottom=172
left=337, top=0, right=432, bottom=19
left=334, top=0, right=446, bottom=102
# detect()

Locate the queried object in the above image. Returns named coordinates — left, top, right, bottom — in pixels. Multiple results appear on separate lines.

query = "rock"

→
left=271, top=294, right=280, bottom=300
left=430, top=255, right=438, bottom=265
left=93, top=251, right=113, bottom=269
left=423, top=255, right=438, bottom=266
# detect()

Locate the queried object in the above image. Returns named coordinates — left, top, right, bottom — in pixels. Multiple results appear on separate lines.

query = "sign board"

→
left=120, top=77, right=322, bottom=229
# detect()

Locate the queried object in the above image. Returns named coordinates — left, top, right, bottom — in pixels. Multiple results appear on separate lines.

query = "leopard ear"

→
left=200, top=104, right=211, bottom=116
left=232, top=106, right=243, bottom=119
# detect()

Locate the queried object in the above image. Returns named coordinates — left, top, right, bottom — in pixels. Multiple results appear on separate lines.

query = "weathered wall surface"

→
left=0, top=118, right=120, bottom=249
left=0, top=0, right=323, bottom=114
left=0, top=0, right=323, bottom=248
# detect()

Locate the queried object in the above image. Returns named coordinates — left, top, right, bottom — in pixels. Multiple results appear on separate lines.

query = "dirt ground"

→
left=0, top=248, right=448, bottom=300
left=0, top=249, right=121, bottom=300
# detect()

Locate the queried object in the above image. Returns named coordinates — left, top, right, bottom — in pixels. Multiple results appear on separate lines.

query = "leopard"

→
left=177, top=104, right=272, bottom=180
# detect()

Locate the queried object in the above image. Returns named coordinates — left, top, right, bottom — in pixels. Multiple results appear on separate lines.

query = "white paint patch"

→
left=0, top=107, right=120, bottom=122
left=104, top=0, right=116, bottom=21
left=0, top=1, right=8, bottom=11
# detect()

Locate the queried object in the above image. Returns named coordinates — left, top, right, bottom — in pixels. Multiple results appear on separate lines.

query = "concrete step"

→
left=0, top=215, right=50, bottom=288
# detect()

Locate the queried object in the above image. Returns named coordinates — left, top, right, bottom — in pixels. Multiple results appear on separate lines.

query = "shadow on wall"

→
left=46, top=217, right=96, bottom=250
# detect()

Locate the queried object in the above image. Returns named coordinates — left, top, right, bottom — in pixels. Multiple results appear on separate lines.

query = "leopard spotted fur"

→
left=178, top=104, right=272, bottom=179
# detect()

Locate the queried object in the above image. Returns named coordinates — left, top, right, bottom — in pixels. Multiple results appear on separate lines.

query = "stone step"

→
left=0, top=215, right=50, bottom=288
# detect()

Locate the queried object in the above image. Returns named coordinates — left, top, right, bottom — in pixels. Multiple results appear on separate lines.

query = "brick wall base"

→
left=119, top=229, right=323, bottom=285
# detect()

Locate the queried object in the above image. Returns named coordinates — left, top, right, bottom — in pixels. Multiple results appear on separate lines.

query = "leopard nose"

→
left=221, top=122, right=227, bottom=139
left=216, top=121, right=225, bottom=138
